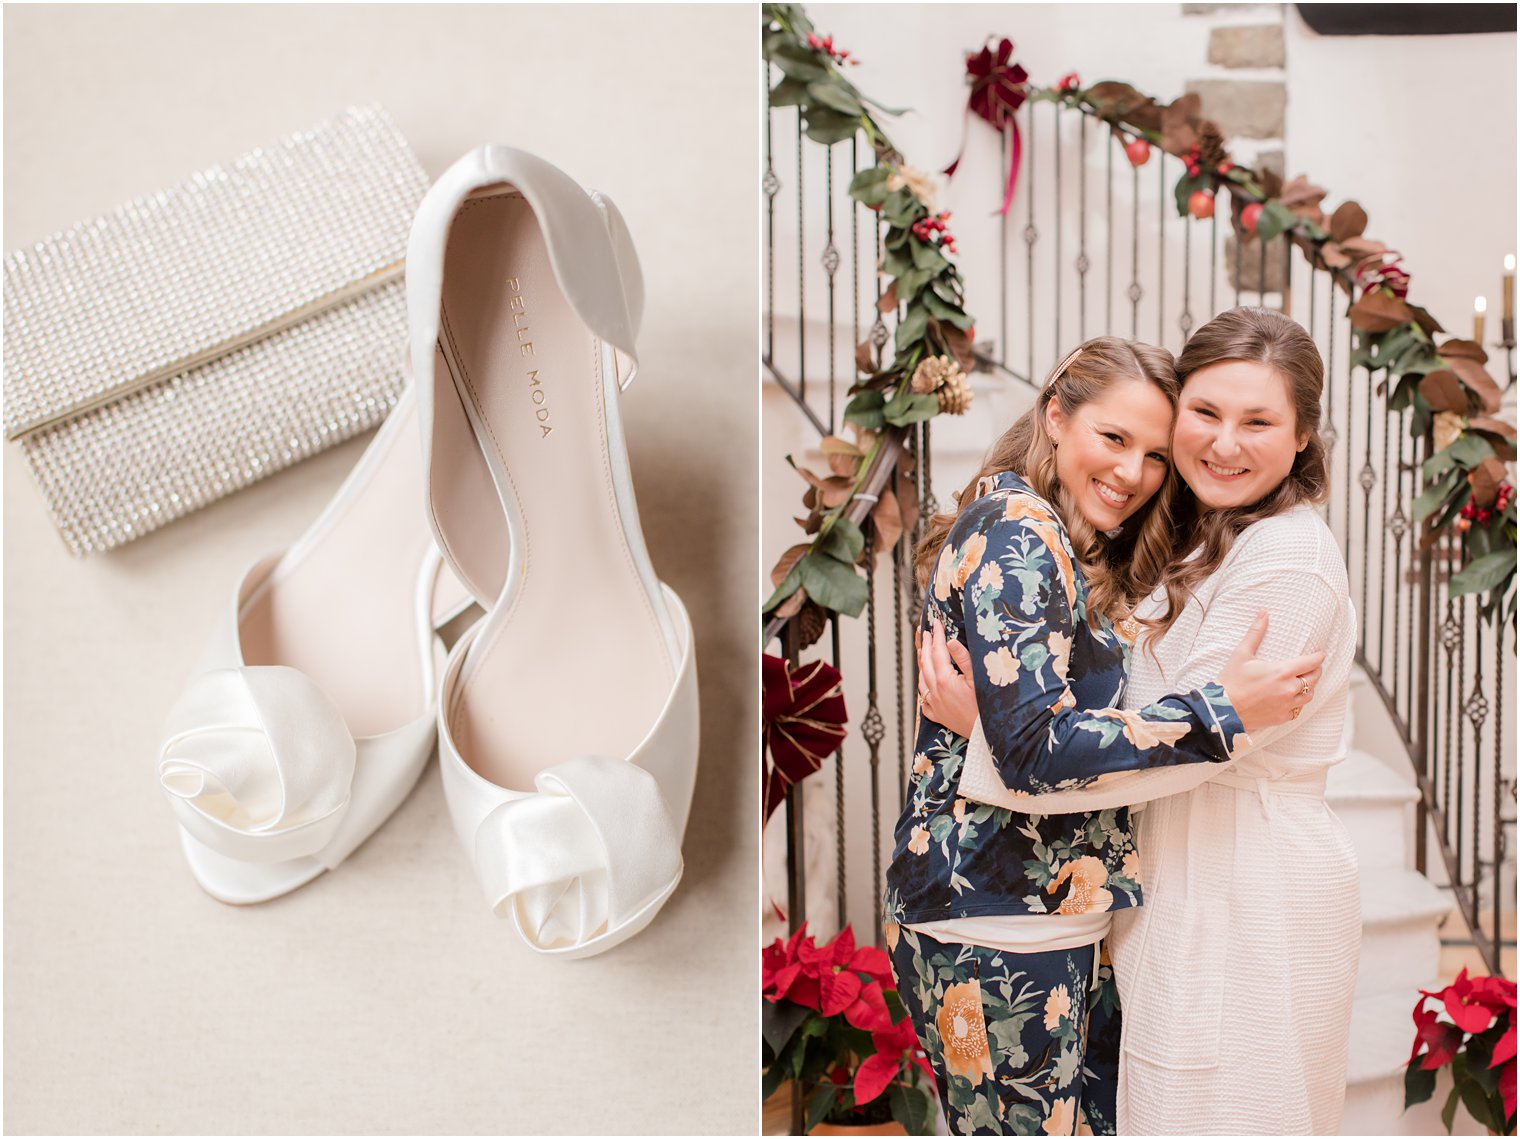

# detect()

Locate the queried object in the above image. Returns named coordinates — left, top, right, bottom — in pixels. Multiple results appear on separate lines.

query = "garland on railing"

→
left=1016, top=73, right=1517, bottom=624
left=762, top=3, right=979, bottom=638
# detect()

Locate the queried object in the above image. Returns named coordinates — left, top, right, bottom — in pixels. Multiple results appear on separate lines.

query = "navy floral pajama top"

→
left=884, top=472, right=1246, bottom=926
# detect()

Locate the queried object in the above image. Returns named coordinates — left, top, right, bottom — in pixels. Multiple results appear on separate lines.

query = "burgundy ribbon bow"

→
left=944, top=36, right=1029, bottom=216
left=762, top=654, right=848, bottom=822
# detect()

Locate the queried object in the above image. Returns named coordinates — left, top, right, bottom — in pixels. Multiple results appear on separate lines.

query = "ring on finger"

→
left=1290, top=706, right=1302, bottom=720
left=1300, top=678, right=1311, bottom=697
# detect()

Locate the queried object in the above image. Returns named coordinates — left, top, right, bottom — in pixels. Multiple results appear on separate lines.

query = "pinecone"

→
left=937, top=368, right=973, bottom=415
left=796, top=598, right=829, bottom=648
left=1197, top=122, right=1230, bottom=175
left=911, top=354, right=955, bottom=394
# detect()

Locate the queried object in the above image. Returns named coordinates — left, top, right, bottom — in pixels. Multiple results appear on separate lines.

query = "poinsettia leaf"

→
left=891, top=1084, right=936, bottom=1136
left=853, top=1052, right=899, bottom=1106
left=762, top=997, right=814, bottom=1056
left=805, top=1085, right=840, bottom=1134
left=1406, top=1060, right=1438, bottom=1108
left=818, top=966, right=863, bottom=1016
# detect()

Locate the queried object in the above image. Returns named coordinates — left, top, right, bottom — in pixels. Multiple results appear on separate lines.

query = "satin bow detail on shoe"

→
left=159, top=667, right=356, bottom=864
left=472, top=755, right=684, bottom=955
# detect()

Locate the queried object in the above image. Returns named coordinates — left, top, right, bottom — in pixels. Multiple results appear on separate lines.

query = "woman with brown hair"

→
left=883, top=332, right=1322, bottom=1135
left=923, top=307, right=1359, bottom=1134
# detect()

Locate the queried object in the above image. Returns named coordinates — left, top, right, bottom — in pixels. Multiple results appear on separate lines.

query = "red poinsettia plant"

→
left=1405, top=968, right=1517, bottom=1134
left=763, top=923, right=937, bottom=1134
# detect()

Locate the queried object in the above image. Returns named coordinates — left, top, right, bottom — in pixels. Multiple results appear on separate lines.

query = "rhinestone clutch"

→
left=3, top=104, right=429, bottom=555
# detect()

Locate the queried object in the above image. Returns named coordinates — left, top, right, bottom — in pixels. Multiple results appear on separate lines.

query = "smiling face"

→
left=1172, top=359, right=1309, bottom=510
left=1043, top=376, right=1173, bottom=531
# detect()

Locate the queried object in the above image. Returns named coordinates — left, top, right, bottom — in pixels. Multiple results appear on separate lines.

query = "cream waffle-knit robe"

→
left=966, top=504, right=1360, bottom=1134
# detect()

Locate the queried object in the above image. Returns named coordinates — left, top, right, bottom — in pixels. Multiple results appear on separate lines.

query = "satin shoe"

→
left=158, top=387, right=470, bottom=903
left=407, top=145, right=698, bottom=957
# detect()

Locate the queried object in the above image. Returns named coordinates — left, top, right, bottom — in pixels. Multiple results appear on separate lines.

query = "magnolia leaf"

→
left=796, top=463, right=856, bottom=507
left=1447, top=356, right=1503, bottom=414
left=762, top=553, right=805, bottom=613
left=895, top=305, right=929, bottom=353
left=770, top=77, right=810, bottom=107
left=910, top=239, right=949, bottom=275
left=895, top=452, right=921, bottom=534
left=1317, top=242, right=1353, bottom=270
left=1255, top=200, right=1298, bottom=243
left=1437, top=337, right=1488, bottom=362
left=1419, top=370, right=1470, bottom=414
left=1413, top=469, right=1462, bottom=522
left=849, top=165, right=891, bottom=200
left=771, top=543, right=812, bottom=589
left=1468, top=416, right=1518, bottom=460
left=883, top=390, right=940, bottom=427
left=804, top=110, right=862, bottom=145
left=1470, top=457, right=1508, bottom=508
left=878, top=280, right=899, bottom=313
left=819, top=516, right=866, bottom=564
left=1337, top=235, right=1387, bottom=263
left=856, top=338, right=878, bottom=376
left=1329, top=201, right=1368, bottom=243
left=799, top=549, right=869, bottom=617
left=1158, top=92, right=1202, bottom=155
left=871, top=485, right=904, bottom=558
left=1349, top=290, right=1414, bottom=333
left=1447, top=432, right=1498, bottom=467
left=1259, top=166, right=1284, bottom=201
left=807, top=77, right=862, bottom=116
left=1406, top=304, right=1445, bottom=336
left=844, top=389, right=886, bottom=429
left=1086, top=80, right=1150, bottom=120
left=821, top=434, right=864, bottom=477
left=1279, top=174, right=1327, bottom=212
left=932, top=317, right=977, bottom=372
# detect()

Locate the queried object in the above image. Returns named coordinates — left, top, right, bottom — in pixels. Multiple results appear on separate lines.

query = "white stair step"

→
left=1329, top=750, right=1420, bottom=870
left=1360, top=869, right=1453, bottom=929
left=1347, top=669, right=1418, bottom=776
left=1354, top=870, right=1453, bottom=998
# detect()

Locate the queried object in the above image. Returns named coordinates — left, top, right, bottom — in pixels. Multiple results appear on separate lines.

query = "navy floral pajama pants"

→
left=886, top=924, right=1121, bottom=1136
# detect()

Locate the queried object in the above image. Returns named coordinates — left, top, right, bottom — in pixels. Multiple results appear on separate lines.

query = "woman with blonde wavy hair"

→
left=922, top=307, right=1359, bottom=1134
left=883, top=332, right=1322, bottom=1135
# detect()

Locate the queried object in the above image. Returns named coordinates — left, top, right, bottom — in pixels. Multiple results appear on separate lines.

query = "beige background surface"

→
left=3, top=5, right=758, bottom=1134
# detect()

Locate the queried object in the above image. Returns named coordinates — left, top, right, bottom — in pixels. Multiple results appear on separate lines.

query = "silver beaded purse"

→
left=3, top=105, right=428, bottom=555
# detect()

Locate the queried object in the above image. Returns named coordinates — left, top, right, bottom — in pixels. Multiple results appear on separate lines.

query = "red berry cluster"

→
left=1456, top=483, right=1512, bottom=531
left=912, top=212, right=957, bottom=254
left=806, top=32, right=854, bottom=65
left=1182, top=145, right=1203, bottom=178
left=1055, top=71, right=1081, bottom=93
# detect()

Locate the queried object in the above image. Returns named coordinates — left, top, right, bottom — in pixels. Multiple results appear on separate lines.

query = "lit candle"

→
left=1474, top=296, right=1486, bottom=345
left=1504, top=254, right=1515, bottom=324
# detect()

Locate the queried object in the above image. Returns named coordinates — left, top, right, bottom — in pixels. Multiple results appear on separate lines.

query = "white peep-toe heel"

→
left=158, top=387, right=471, bottom=904
left=407, top=146, right=698, bottom=958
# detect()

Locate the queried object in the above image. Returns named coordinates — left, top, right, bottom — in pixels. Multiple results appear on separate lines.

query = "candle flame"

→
left=1475, top=296, right=1487, bottom=314
left=1507, top=254, right=1516, bottom=273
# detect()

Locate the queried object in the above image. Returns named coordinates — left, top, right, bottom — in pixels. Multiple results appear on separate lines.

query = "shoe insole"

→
left=439, top=191, right=674, bottom=791
left=238, top=400, right=434, bottom=739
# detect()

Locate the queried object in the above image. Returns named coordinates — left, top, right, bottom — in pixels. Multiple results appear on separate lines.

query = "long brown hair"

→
left=1150, top=307, right=1330, bottom=632
left=913, top=336, right=1182, bottom=626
